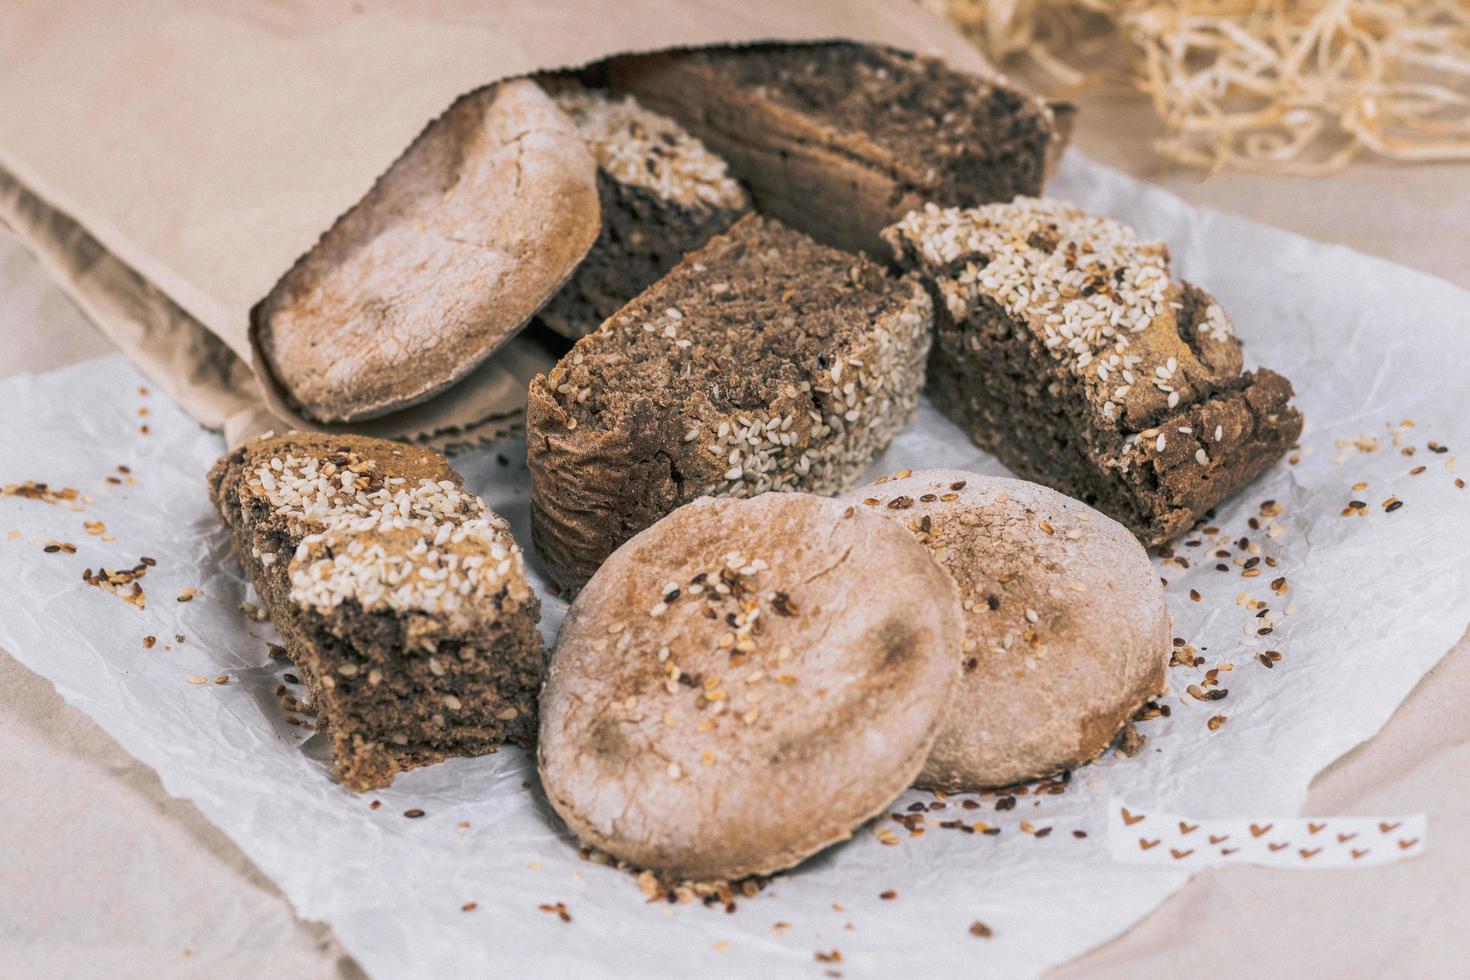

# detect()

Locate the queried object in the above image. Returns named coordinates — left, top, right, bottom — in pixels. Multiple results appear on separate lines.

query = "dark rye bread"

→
left=208, top=433, right=544, bottom=791
left=609, top=42, right=1067, bottom=258
left=885, top=199, right=1303, bottom=545
left=535, top=84, right=750, bottom=339
left=527, top=213, right=933, bottom=591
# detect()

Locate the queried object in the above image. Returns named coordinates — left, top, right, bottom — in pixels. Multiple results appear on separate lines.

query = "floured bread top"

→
left=244, top=445, right=529, bottom=619
left=255, top=78, right=600, bottom=424
left=851, top=468, right=1169, bottom=789
left=555, top=88, right=748, bottom=211
left=884, top=198, right=1244, bottom=435
left=537, top=493, right=963, bottom=880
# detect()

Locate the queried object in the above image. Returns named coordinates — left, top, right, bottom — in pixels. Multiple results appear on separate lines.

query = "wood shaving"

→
left=936, top=0, right=1470, bottom=175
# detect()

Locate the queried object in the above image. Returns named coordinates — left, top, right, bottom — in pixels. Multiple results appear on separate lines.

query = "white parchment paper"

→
left=2, top=153, right=1468, bottom=978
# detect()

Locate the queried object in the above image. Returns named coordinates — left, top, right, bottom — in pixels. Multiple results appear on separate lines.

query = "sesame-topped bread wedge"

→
left=527, top=213, right=934, bottom=591
left=609, top=43, right=1068, bottom=258
left=208, top=433, right=544, bottom=792
left=535, top=82, right=750, bottom=339
left=885, top=199, right=1303, bottom=545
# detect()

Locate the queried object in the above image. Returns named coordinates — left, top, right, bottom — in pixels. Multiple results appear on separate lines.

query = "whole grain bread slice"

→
left=885, top=198, right=1304, bottom=544
left=609, top=42, right=1067, bottom=258
left=209, top=432, right=544, bottom=791
left=527, top=213, right=933, bottom=591
left=254, top=79, right=600, bottom=423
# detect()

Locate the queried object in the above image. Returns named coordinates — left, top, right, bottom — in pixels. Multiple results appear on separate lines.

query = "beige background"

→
left=3, top=87, right=1469, bottom=978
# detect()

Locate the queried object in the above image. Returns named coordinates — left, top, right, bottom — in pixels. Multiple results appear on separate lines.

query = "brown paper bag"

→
left=0, top=0, right=998, bottom=447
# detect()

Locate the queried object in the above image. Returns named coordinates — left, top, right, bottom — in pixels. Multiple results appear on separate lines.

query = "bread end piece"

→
left=253, top=79, right=600, bottom=423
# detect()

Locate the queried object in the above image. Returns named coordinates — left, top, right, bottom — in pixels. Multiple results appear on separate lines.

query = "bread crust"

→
left=537, top=493, right=963, bottom=882
left=851, top=470, right=1170, bottom=790
left=254, top=79, right=600, bottom=423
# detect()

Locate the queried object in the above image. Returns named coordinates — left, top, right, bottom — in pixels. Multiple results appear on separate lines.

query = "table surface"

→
left=3, top=83, right=1468, bottom=979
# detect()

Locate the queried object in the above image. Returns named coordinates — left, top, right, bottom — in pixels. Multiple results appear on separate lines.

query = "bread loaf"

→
left=535, top=83, right=750, bottom=339
left=885, top=198, right=1303, bottom=545
left=610, top=42, right=1066, bottom=258
left=528, top=213, right=932, bottom=592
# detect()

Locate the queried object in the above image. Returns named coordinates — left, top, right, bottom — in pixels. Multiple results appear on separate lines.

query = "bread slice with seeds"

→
left=850, top=469, right=1169, bottom=789
left=538, top=492, right=963, bottom=882
left=885, top=198, right=1303, bottom=545
left=208, top=433, right=544, bottom=792
left=608, top=42, right=1067, bottom=258
left=527, top=213, right=933, bottom=592
left=534, top=82, right=750, bottom=339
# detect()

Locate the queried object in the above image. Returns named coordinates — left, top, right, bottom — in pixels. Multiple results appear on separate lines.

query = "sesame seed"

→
left=554, top=89, right=747, bottom=211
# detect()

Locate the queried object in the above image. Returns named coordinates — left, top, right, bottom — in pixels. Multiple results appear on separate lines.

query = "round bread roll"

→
left=256, top=78, right=601, bottom=423
left=537, top=492, right=963, bottom=881
left=849, top=469, right=1169, bottom=790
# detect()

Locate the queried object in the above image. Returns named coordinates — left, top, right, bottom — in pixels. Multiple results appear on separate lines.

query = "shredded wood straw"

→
left=937, top=0, right=1470, bottom=175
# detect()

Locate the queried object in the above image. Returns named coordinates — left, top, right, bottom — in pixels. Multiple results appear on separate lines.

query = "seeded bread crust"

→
left=851, top=470, right=1169, bottom=789
left=527, top=213, right=933, bottom=592
left=535, top=85, right=750, bottom=340
left=254, top=79, right=600, bottom=423
left=537, top=493, right=964, bottom=882
left=885, top=199, right=1304, bottom=545
left=609, top=42, right=1064, bottom=258
left=207, top=433, right=544, bottom=792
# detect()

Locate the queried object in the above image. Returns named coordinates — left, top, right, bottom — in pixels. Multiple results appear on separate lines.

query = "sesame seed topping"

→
left=885, top=198, right=1239, bottom=447
left=247, top=451, right=527, bottom=619
left=554, top=88, right=748, bottom=211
